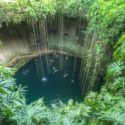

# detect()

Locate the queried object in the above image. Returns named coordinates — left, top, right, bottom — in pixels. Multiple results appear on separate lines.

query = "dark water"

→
left=15, top=54, right=83, bottom=105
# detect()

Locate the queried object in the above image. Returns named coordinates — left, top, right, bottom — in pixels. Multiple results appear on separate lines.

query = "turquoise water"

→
left=15, top=54, right=83, bottom=105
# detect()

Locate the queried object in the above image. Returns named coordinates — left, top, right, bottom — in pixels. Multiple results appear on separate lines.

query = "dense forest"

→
left=0, top=0, right=125, bottom=125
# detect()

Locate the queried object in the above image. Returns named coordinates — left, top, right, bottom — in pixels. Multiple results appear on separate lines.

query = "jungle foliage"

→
left=88, top=0, right=125, bottom=43
left=0, top=0, right=88, bottom=24
left=1, top=0, right=125, bottom=125
left=1, top=64, right=125, bottom=125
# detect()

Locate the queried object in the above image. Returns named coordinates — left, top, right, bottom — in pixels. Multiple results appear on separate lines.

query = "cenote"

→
left=1, top=1, right=125, bottom=125
left=15, top=53, right=83, bottom=105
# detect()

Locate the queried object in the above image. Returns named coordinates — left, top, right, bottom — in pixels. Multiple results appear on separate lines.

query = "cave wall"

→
left=0, top=22, right=32, bottom=64
left=0, top=17, right=87, bottom=65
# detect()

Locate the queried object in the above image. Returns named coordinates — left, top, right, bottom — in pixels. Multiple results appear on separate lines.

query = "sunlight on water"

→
left=15, top=54, right=83, bottom=105
left=41, top=77, right=48, bottom=82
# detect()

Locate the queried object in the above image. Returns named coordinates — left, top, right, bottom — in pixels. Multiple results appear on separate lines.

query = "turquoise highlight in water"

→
left=15, top=54, right=83, bottom=105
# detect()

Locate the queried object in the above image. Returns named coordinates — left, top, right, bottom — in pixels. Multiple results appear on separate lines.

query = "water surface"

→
left=15, top=54, right=83, bottom=105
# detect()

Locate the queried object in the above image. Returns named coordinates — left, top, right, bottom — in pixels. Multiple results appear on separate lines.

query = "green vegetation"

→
left=0, top=0, right=57, bottom=23
left=113, top=33, right=125, bottom=60
left=0, top=0, right=87, bottom=24
left=1, top=63, right=125, bottom=125
left=1, top=0, right=125, bottom=125
left=88, top=0, right=125, bottom=42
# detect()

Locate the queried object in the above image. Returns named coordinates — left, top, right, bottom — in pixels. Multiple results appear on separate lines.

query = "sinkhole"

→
left=15, top=53, right=83, bottom=105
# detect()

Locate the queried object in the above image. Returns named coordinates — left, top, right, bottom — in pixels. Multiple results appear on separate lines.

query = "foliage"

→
left=0, top=0, right=57, bottom=24
left=106, top=61, right=125, bottom=80
left=11, top=99, right=51, bottom=125
left=1, top=65, right=125, bottom=125
left=0, top=0, right=89, bottom=24
left=0, top=65, right=15, bottom=79
left=99, top=111, right=125, bottom=125
left=108, top=77, right=125, bottom=92
left=1, top=0, right=125, bottom=125
left=88, top=0, right=125, bottom=43
left=113, top=33, right=125, bottom=61
left=57, top=0, right=86, bottom=18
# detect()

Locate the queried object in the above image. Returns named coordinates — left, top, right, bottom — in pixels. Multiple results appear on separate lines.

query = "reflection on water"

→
left=15, top=54, right=83, bottom=105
